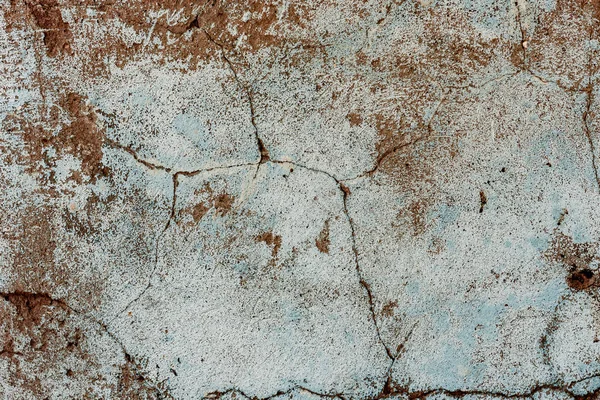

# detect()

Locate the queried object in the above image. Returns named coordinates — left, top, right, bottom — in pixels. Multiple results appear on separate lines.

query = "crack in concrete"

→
left=271, top=159, right=395, bottom=370
left=582, top=40, right=600, bottom=192
left=539, top=293, right=573, bottom=381
left=202, top=29, right=270, bottom=173
left=1, top=287, right=597, bottom=400
left=105, top=138, right=173, bottom=172
left=512, top=0, right=590, bottom=93
left=93, top=15, right=600, bottom=394
left=0, top=291, right=172, bottom=398
left=201, top=374, right=600, bottom=400
left=203, top=385, right=347, bottom=400
left=107, top=141, right=407, bottom=395
left=105, top=136, right=258, bottom=323
left=342, top=91, right=446, bottom=183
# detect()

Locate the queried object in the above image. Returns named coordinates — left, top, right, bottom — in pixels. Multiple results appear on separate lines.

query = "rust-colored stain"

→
left=381, top=300, right=398, bottom=318
left=3, top=0, right=600, bottom=397
left=545, top=230, right=599, bottom=291
left=256, top=230, right=282, bottom=267
left=315, top=219, right=330, bottom=254
left=23, top=0, right=73, bottom=57
left=213, top=193, right=234, bottom=217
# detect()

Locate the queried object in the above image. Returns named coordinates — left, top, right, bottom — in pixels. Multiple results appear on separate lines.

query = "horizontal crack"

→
left=105, top=138, right=173, bottom=172
left=202, top=376, right=600, bottom=400
left=203, top=385, right=346, bottom=400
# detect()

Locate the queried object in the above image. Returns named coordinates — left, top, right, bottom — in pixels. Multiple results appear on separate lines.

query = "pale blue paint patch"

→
left=420, top=341, right=486, bottom=391
left=172, top=114, right=210, bottom=149
left=130, top=91, right=154, bottom=107
left=528, top=234, right=549, bottom=253
left=430, top=203, right=460, bottom=233
left=515, top=278, right=567, bottom=310
left=570, top=223, right=595, bottom=244
left=543, top=0, right=557, bottom=12
left=571, top=375, right=600, bottom=396
left=282, top=300, right=303, bottom=323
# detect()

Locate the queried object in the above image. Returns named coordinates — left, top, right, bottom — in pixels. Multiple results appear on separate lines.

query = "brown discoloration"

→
left=0, top=292, right=169, bottom=398
left=197, top=1, right=280, bottom=52
left=62, top=210, right=98, bottom=237
left=479, top=190, right=487, bottom=213
left=396, top=200, right=429, bottom=237
left=214, top=193, right=234, bottom=217
left=557, top=208, right=568, bottom=226
left=117, top=353, right=174, bottom=399
left=256, top=230, right=282, bottom=267
left=56, top=93, right=107, bottom=182
left=544, top=230, right=599, bottom=291
left=10, top=207, right=57, bottom=289
left=526, top=0, right=599, bottom=86
left=191, top=202, right=210, bottom=223
left=381, top=301, right=398, bottom=318
left=315, top=219, right=330, bottom=254
left=410, top=201, right=427, bottom=236
left=428, top=237, right=446, bottom=255
left=2, top=115, right=54, bottom=178
left=177, top=184, right=235, bottom=226
left=4, top=201, right=112, bottom=314
left=2, top=93, right=107, bottom=183
left=567, top=268, right=596, bottom=291
left=374, top=113, right=407, bottom=160
left=347, top=112, right=363, bottom=127
left=1, top=292, right=56, bottom=330
left=23, top=0, right=73, bottom=57
left=2, top=0, right=318, bottom=78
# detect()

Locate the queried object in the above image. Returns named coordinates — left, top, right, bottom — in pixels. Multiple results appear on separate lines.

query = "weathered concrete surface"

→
left=1, top=0, right=600, bottom=399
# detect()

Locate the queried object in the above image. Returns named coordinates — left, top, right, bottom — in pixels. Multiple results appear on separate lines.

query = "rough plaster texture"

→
left=1, top=0, right=600, bottom=399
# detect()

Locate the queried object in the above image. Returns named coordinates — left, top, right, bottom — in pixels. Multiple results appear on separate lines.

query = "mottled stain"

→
left=191, top=202, right=210, bottom=223
left=315, top=219, right=330, bottom=254
left=544, top=230, right=599, bottom=290
left=57, top=93, right=107, bottom=182
left=347, top=112, right=363, bottom=127
left=10, top=207, right=56, bottom=290
left=381, top=301, right=398, bottom=318
left=256, top=230, right=282, bottom=267
left=23, top=0, right=73, bottom=57
left=213, top=193, right=235, bottom=217
left=0, top=292, right=170, bottom=398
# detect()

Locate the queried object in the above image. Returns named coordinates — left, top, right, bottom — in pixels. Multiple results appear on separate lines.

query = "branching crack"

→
left=271, top=160, right=394, bottom=365
left=582, top=30, right=600, bottom=192
left=0, top=291, right=172, bottom=398
left=105, top=138, right=173, bottom=172
left=202, top=29, right=270, bottom=172
left=201, top=375, right=600, bottom=400
left=105, top=138, right=260, bottom=321
left=203, top=385, right=346, bottom=400
left=96, top=48, right=600, bottom=396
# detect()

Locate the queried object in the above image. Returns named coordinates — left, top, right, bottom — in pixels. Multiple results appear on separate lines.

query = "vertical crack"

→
left=109, top=173, right=178, bottom=324
left=339, top=183, right=394, bottom=362
left=514, top=0, right=529, bottom=58
left=271, top=160, right=394, bottom=365
left=582, top=23, right=600, bottom=192
left=583, top=84, right=600, bottom=192
left=202, top=29, right=270, bottom=174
